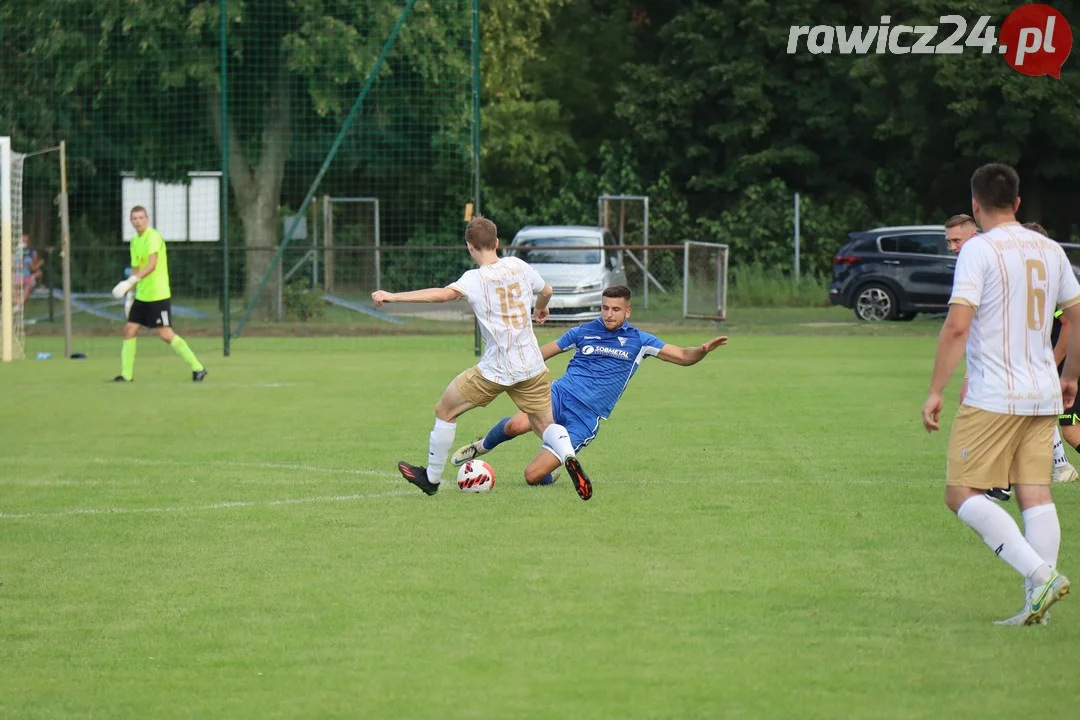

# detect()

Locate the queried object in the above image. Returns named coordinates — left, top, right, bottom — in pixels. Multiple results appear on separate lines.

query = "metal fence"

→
left=23, top=243, right=726, bottom=334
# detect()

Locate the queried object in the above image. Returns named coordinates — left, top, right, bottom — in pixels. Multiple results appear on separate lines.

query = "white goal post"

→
left=1, top=139, right=71, bottom=361
left=683, top=240, right=728, bottom=321
left=2, top=138, right=20, bottom=361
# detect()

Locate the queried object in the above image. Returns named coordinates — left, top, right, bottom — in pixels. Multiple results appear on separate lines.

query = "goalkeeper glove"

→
left=111, top=275, right=138, bottom=299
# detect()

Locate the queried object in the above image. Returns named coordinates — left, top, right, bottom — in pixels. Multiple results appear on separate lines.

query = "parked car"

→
left=508, top=225, right=628, bottom=321
left=829, top=225, right=954, bottom=321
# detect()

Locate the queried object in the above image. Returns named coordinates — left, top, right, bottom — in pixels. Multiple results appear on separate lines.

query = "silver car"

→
left=509, top=225, right=629, bottom=322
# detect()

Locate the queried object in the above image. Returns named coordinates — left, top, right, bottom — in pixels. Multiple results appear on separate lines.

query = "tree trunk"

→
left=239, top=192, right=282, bottom=320
left=208, top=64, right=293, bottom=320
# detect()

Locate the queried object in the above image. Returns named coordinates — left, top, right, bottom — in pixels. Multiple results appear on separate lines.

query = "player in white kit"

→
left=371, top=215, right=594, bottom=500
left=922, top=163, right=1080, bottom=625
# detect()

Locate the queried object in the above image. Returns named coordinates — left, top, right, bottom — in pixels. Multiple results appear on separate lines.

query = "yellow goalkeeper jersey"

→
left=129, top=227, right=170, bottom=302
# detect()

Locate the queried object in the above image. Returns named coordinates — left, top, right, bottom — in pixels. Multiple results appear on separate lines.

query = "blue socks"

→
left=482, top=417, right=513, bottom=451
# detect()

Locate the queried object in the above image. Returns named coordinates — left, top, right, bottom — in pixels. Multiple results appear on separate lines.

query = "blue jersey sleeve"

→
left=557, top=325, right=586, bottom=350
left=639, top=330, right=666, bottom=355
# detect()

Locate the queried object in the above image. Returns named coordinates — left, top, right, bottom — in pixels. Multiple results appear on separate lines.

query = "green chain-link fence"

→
left=2, top=0, right=480, bottom=350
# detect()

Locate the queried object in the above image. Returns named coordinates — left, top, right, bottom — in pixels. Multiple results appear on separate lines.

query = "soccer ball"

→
left=457, top=460, right=496, bottom=493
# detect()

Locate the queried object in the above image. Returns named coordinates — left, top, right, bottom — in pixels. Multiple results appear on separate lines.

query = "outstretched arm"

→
left=371, top=287, right=463, bottom=307
left=656, top=335, right=728, bottom=366
left=540, top=341, right=565, bottom=361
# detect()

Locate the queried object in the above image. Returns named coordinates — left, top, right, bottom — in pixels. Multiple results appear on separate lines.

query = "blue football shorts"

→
left=545, top=381, right=602, bottom=454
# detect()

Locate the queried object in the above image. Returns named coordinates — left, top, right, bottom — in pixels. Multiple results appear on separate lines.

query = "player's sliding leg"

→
left=399, top=371, right=479, bottom=496
left=526, top=412, right=591, bottom=501
left=508, top=372, right=592, bottom=501
left=523, top=449, right=562, bottom=486
left=451, top=412, right=531, bottom=466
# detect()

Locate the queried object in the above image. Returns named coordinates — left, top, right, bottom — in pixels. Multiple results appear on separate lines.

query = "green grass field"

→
left=3, top=319, right=1079, bottom=719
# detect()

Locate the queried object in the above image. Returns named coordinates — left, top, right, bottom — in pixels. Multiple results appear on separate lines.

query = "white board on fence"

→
left=121, top=171, right=221, bottom=242
left=282, top=215, right=307, bottom=241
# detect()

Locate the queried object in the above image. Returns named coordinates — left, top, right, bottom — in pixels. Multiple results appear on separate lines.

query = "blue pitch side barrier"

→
left=322, top=294, right=403, bottom=324
left=69, top=297, right=127, bottom=321
left=53, top=293, right=210, bottom=323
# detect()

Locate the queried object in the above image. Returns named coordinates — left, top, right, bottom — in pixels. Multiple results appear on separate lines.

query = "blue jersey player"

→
left=451, top=285, right=727, bottom=486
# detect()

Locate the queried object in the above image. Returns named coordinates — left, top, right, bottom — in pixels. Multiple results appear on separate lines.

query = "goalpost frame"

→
left=58, top=141, right=73, bottom=359
left=1, top=139, right=72, bottom=362
left=682, top=240, right=729, bottom=321
left=322, top=196, right=380, bottom=293
left=598, top=194, right=668, bottom=309
left=1, top=137, right=12, bottom=362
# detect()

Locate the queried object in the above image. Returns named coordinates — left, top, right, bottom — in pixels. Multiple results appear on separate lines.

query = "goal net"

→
left=683, top=241, right=728, bottom=321
left=1, top=138, right=27, bottom=360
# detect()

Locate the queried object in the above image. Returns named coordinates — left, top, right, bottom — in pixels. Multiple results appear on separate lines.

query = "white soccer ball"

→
left=457, top=460, right=496, bottom=493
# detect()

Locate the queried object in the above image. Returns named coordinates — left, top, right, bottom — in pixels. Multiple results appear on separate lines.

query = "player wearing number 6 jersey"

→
left=371, top=215, right=594, bottom=500
left=922, top=163, right=1080, bottom=625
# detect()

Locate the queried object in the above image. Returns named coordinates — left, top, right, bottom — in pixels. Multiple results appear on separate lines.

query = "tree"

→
left=851, top=0, right=1080, bottom=236
left=614, top=1, right=874, bottom=214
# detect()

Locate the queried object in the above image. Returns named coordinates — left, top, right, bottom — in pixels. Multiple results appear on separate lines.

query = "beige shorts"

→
left=453, top=366, right=552, bottom=415
left=946, top=405, right=1054, bottom=489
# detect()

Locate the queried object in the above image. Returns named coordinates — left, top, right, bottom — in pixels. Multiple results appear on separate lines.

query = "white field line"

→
left=1, top=459, right=412, bottom=520
left=0, top=489, right=414, bottom=520
left=120, top=458, right=398, bottom=479
left=213, top=382, right=306, bottom=388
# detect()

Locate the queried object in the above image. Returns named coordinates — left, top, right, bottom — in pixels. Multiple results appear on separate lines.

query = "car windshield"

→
left=512, top=236, right=601, bottom=265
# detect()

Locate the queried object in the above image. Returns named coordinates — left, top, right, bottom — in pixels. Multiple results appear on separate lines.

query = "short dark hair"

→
left=602, top=285, right=632, bottom=302
left=130, top=205, right=148, bottom=216
left=970, top=163, right=1020, bottom=212
left=944, top=214, right=976, bottom=229
left=464, top=215, right=498, bottom=251
left=1023, top=221, right=1048, bottom=236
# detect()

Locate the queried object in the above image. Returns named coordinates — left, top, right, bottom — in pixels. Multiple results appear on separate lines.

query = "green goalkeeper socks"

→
left=170, top=335, right=204, bottom=372
left=120, top=338, right=136, bottom=380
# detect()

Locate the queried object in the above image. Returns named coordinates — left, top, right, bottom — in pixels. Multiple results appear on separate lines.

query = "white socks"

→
left=957, top=495, right=1052, bottom=585
left=541, top=424, right=576, bottom=463
left=1022, top=503, right=1060, bottom=590
left=1053, top=427, right=1068, bottom=468
left=427, top=418, right=457, bottom=484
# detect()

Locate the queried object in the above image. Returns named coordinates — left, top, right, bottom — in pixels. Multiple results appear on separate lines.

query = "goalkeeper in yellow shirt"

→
left=111, top=206, right=207, bottom=382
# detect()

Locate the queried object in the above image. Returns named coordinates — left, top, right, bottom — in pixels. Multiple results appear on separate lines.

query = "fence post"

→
left=219, top=0, right=231, bottom=356
left=793, top=192, right=801, bottom=285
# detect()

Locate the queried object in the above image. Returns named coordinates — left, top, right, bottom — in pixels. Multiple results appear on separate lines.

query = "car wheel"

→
left=854, top=284, right=898, bottom=322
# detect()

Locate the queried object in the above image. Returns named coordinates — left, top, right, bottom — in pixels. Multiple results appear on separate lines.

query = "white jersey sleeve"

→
left=1056, top=244, right=1080, bottom=310
left=520, top=258, right=547, bottom=294
left=447, top=269, right=482, bottom=299
left=949, top=241, right=989, bottom=309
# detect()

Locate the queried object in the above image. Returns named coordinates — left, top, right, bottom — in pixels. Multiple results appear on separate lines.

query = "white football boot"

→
left=451, top=438, right=489, bottom=467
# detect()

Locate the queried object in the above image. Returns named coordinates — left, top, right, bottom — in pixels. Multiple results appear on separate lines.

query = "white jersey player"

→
left=371, top=215, right=594, bottom=500
left=922, top=163, right=1080, bottom=625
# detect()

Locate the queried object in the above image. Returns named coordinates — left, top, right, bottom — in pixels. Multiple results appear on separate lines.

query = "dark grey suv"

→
left=829, top=225, right=952, bottom=321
